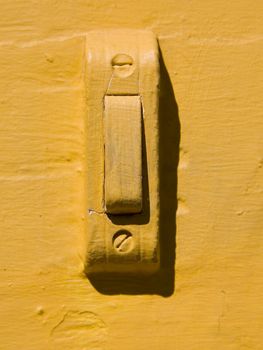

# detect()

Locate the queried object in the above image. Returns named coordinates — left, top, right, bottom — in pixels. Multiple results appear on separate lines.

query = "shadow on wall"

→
left=88, top=48, right=180, bottom=296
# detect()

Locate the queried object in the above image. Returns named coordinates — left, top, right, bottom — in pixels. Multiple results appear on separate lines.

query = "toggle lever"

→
left=104, top=95, right=142, bottom=214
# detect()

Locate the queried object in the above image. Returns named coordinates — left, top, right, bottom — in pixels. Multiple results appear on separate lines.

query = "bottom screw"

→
left=113, top=230, right=134, bottom=253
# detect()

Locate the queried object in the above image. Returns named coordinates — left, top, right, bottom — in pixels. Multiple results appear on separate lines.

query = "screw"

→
left=111, top=54, right=133, bottom=67
left=111, top=54, right=134, bottom=78
left=113, top=230, right=134, bottom=253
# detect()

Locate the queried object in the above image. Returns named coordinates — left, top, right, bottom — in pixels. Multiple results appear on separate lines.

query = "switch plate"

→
left=85, top=30, right=160, bottom=275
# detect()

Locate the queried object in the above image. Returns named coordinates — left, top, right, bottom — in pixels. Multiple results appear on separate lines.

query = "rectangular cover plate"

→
left=85, top=30, right=160, bottom=275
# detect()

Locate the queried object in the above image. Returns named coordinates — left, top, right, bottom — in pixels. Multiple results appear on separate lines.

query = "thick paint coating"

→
left=0, top=1, right=262, bottom=349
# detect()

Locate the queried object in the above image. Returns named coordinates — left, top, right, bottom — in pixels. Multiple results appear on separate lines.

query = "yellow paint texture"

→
left=0, top=1, right=262, bottom=350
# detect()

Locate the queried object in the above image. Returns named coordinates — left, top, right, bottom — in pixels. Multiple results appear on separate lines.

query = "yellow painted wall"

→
left=0, top=1, right=262, bottom=349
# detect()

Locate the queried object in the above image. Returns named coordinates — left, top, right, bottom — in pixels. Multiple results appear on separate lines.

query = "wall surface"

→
left=0, top=1, right=262, bottom=349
